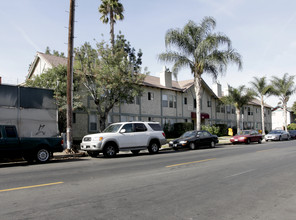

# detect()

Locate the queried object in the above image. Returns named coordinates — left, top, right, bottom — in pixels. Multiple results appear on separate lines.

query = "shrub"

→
left=201, top=125, right=220, bottom=136
left=173, top=122, right=194, bottom=137
left=288, top=123, right=296, bottom=130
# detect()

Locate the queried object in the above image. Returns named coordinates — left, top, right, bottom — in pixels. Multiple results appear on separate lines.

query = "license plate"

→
left=173, top=144, right=177, bottom=147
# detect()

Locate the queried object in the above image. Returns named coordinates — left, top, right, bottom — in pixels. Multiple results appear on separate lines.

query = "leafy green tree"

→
left=158, top=17, right=242, bottom=130
left=249, top=76, right=273, bottom=135
left=74, top=37, right=144, bottom=132
left=221, top=85, right=255, bottom=134
left=25, top=65, right=82, bottom=132
left=99, top=0, right=124, bottom=48
left=45, top=46, right=65, bottom=57
left=271, top=73, right=296, bottom=131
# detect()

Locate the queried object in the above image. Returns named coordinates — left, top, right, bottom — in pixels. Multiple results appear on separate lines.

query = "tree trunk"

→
left=99, top=115, right=107, bottom=133
left=283, top=102, right=288, bottom=131
left=236, top=108, right=241, bottom=134
left=194, top=74, right=202, bottom=130
left=260, top=96, right=265, bottom=135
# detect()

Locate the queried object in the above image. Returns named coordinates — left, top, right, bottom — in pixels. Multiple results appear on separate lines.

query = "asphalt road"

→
left=1, top=140, right=296, bottom=220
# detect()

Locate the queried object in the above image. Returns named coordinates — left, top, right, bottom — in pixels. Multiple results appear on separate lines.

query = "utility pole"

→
left=66, top=0, right=75, bottom=151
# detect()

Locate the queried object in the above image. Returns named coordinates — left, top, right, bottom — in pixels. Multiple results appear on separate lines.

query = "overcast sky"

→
left=1, top=0, right=296, bottom=107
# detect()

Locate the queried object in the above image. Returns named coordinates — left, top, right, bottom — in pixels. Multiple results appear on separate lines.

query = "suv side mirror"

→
left=120, top=129, right=126, bottom=133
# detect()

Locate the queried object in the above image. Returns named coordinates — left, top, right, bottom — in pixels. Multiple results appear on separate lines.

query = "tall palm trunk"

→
left=236, top=108, right=241, bottom=134
left=260, top=96, right=265, bottom=135
left=283, top=102, right=288, bottom=131
left=194, top=73, right=202, bottom=130
left=109, top=9, right=115, bottom=49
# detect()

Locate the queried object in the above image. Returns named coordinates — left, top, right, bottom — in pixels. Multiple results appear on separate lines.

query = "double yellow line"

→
left=0, top=182, right=64, bottom=192
left=166, top=158, right=216, bottom=168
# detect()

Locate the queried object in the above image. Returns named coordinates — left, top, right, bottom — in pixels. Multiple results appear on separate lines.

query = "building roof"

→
left=27, top=52, right=67, bottom=80
left=249, top=99, right=273, bottom=109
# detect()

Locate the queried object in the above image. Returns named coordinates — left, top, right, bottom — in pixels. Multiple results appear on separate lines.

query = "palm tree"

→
left=99, top=0, right=124, bottom=48
left=271, top=73, right=296, bottom=131
left=158, top=17, right=242, bottom=130
left=221, top=85, right=255, bottom=134
left=249, top=76, right=273, bottom=135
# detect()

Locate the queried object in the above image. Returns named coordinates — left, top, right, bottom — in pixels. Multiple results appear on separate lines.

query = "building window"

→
left=248, top=107, right=253, bottom=115
left=221, top=105, right=225, bottom=113
left=216, top=104, right=220, bottom=113
left=73, top=113, right=76, bottom=124
left=169, top=95, right=173, bottom=108
left=173, top=96, right=177, bottom=108
left=120, top=115, right=127, bottom=122
left=89, top=114, right=98, bottom=132
left=194, top=99, right=196, bottom=109
left=207, top=100, right=211, bottom=107
left=135, top=96, right=140, bottom=105
left=148, top=92, right=154, bottom=101
left=184, top=97, right=187, bottom=105
left=232, top=107, right=235, bottom=114
left=227, top=105, right=231, bottom=114
left=162, top=94, right=168, bottom=107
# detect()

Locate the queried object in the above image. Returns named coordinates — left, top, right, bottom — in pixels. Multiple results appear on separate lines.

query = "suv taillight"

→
left=162, top=132, right=166, bottom=138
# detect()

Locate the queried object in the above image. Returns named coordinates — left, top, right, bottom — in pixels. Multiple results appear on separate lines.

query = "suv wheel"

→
left=148, top=141, right=159, bottom=154
left=103, top=144, right=117, bottom=158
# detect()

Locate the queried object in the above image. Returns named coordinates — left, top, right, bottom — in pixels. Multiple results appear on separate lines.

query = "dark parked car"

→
left=230, top=130, right=262, bottom=144
left=169, top=130, right=219, bottom=151
left=288, top=130, right=296, bottom=139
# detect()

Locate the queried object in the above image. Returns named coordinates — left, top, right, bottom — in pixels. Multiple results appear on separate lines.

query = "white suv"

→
left=80, top=122, right=167, bottom=158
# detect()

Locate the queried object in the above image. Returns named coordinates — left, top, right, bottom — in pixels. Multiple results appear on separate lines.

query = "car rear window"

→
left=148, top=123, right=162, bottom=131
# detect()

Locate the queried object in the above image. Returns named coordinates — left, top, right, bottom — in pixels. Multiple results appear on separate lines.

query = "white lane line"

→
left=224, top=169, right=255, bottom=179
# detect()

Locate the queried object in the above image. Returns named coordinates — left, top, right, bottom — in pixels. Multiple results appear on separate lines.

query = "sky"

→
left=1, top=0, right=296, bottom=107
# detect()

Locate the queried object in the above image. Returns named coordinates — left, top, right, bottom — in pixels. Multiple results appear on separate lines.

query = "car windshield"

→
left=180, top=131, right=196, bottom=138
left=269, top=130, right=282, bottom=134
left=102, top=124, right=122, bottom=133
left=238, top=130, right=250, bottom=135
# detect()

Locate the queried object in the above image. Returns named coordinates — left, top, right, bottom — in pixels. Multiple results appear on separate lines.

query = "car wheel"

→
left=103, top=144, right=117, bottom=158
left=88, top=151, right=99, bottom=158
left=36, top=147, right=50, bottom=163
left=131, top=150, right=140, bottom=155
left=279, top=136, right=282, bottom=141
left=148, top=141, right=160, bottom=154
left=189, top=142, right=196, bottom=150
left=258, top=139, right=262, bottom=144
left=246, top=139, right=250, bottom=144
left=210, top=141, right=216, bottom=148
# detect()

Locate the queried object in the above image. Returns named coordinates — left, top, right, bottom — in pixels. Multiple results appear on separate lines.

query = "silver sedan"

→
left=265, top=130, right=290, bottom=141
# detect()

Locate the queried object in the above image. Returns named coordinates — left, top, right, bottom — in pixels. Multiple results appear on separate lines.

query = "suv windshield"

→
left=102, top=124, right=122, bottom=133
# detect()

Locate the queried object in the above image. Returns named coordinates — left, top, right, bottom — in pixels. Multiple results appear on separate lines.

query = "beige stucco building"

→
left=26, top=52, right=273, bottom=141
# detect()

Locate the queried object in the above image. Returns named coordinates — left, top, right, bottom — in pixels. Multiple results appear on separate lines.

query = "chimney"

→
left=160, top=66, right=172, bottom=88
left=212, top=82, right=222, bottom=97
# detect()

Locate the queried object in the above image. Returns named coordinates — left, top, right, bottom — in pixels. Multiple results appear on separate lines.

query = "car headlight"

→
left=179, top=141, right=188, bottom=144
left=169, top=141, right=173, bottom=144
left=92, top=137, right=103, bottom=141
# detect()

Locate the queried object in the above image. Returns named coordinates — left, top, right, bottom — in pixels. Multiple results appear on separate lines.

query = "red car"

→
left=230, top=130, right=262, bottom=144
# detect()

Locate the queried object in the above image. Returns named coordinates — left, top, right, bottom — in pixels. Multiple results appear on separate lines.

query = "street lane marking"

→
left=166, top=158, right=216, bottom=168
left=256, top=149, right=274, bottom=153
left=0, top=182, right=64, bottom=192
left=224, top=169, right=255, bottom=179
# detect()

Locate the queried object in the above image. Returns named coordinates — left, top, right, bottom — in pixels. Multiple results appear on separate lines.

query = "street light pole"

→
left=66, top=0, right=75, bottom=151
